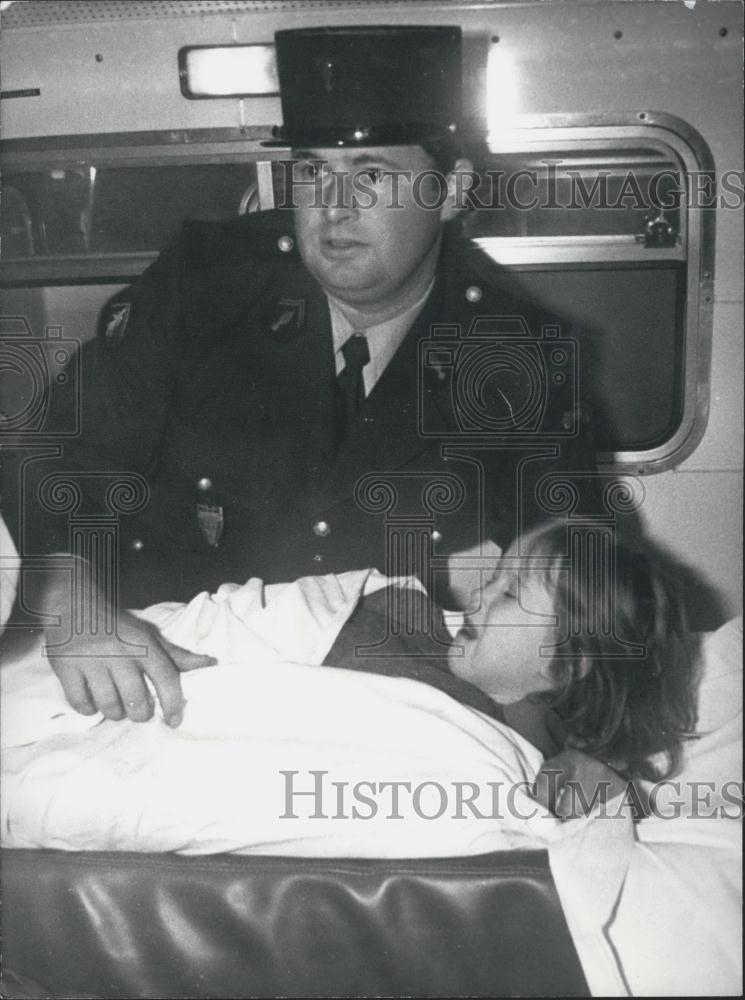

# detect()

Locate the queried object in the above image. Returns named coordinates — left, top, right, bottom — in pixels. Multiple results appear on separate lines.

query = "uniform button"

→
left=312, top=554, right=323, bottom=563
left=465, top=285, right=482, bottom=303
left=131, top=538, right=145, bottom=552
left=313, top=520, right=331, bottom=537
left=197, top=477, right=212, bottom=491
left=431, top=530, right=443, bottom=544
left=278, top=235, right=294, bottom=253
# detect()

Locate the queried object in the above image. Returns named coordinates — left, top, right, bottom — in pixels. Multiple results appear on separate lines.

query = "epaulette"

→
left=180, top=209, right=298, bottom=269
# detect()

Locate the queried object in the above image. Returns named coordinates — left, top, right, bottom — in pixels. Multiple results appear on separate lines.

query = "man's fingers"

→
left=84, top=671, right=125, bottom=721
left=131, top=634, right=215, bottom=726
left=160, top=637, right=217, bottom=673
left=50, top=662, right=98, bottom=716
left=46, top=614, right=210, bottom=727
left=138, top=640, right=188, bottom=728
left=113, top=669, right=155, bottom=722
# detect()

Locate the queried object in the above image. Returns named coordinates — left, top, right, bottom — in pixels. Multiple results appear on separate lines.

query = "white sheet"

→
left=1, top=570, right=561, bottom=857
left=1, top=564, right=741, bottom=997
left=550, top=617, right=743, bottom=997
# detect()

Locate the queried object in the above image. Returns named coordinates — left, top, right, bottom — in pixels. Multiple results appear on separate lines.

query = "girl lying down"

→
left=332, top=520, right=699, bottom=786
left=1, top=522, right=699, bottom=855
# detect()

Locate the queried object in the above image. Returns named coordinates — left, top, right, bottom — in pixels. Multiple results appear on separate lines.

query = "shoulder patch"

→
left=102, top=301, right=131, bottom=341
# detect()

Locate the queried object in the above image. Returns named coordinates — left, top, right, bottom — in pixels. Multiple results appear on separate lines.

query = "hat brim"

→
left=260, top=122, right=459, bottom=149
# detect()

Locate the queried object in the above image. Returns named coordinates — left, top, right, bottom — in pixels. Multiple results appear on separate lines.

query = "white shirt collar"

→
left=327, top=279, right=435, bottom=395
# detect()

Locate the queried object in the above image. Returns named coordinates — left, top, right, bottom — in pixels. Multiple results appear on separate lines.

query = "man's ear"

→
left=440, top=157, right=475, bottom=223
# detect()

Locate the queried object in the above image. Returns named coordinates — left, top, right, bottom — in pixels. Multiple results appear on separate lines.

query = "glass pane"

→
left=510, top=264, right=685, bottom=450
left=2, top=163, right=258, bottom=257
left=0, top=185, right=35, bottom=257
left=459, top=147, right=683, bottom=241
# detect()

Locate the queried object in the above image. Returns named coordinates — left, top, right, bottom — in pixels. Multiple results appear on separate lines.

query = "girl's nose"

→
left=467, top=587, right=490, bottom=623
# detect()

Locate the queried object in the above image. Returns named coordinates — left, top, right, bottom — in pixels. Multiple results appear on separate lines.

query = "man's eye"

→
left=358, top=168, right=385, bottom=184
left=297, top=161, right=323, bottom=181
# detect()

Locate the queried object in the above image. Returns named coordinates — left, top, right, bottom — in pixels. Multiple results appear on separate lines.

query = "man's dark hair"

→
left=420, top=135, right=462, bottom=175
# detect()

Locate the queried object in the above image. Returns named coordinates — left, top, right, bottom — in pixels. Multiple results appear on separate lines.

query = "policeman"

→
left=13, top=26, right=598, bottom=725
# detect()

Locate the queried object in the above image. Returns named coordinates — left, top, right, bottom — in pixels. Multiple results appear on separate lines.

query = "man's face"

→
left=291, top=144, right=459, bottom=312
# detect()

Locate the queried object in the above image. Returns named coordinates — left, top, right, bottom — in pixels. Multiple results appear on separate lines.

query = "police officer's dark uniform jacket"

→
left=9, top=25, right=600, bottom=609
left=15, top=208, right=598, bottom=608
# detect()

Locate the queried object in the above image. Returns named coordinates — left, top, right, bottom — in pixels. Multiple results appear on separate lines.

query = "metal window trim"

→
left=0, top=112, right=716, bottom=472
left=0, top=127, right=274, bottom=157
left=474, top=237, right=685, bottom=265
left=0, top=255, right=158, bottom=286
left=0, top=145, right=273, bottom=170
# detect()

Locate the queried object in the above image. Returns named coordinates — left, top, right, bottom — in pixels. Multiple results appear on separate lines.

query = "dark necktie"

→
left=336, top=333, right=370, bottom=442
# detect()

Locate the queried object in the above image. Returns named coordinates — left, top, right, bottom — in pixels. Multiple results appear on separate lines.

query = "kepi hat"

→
left=267, top=25, right=462, bottom=147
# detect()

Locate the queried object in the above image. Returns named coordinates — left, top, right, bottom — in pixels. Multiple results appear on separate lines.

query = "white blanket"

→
left=1, top=560, right=741, bottom=996
left=1, top=570, right=561, bottom=857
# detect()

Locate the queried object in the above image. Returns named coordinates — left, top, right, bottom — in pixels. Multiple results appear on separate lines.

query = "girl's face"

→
left=447, top=560, right=560, bottom=705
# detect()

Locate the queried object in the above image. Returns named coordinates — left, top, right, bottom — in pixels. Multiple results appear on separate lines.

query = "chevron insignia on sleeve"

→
left=103, top=301, right=131, bottom=341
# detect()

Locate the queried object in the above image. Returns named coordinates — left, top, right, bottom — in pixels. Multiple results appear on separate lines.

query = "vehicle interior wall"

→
left=1, top=0, right=742, bottom=626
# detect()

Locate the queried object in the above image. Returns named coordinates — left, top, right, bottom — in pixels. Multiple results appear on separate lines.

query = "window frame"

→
left=470, top=113, right=715, bottom=474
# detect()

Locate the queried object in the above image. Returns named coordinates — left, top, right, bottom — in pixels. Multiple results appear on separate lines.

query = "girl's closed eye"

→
left=449, top=564, right=557, bottom=706
left=494, top=573, right=519, bottom=603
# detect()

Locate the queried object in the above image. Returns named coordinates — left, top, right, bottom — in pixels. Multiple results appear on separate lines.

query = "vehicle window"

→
left=452, top=125, right=711, bottom=473
left=460, top=149, right=682, bottom=240
left=3, top=161, right=257, bottom=258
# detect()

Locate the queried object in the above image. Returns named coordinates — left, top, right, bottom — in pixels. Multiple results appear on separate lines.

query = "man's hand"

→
left=27, top=559, right=216, bottom=727
left=46, top=608, right=214, bottom=727
left=46, top=607, right=215, bottom=726
left=533, top=748, right=629, bottom=820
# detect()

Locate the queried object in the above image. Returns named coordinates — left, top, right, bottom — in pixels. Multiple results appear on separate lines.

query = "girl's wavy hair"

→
left=521, top=521, right=698, bottom=781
